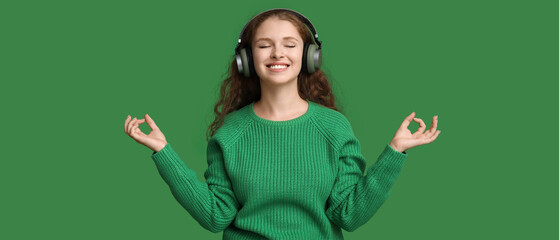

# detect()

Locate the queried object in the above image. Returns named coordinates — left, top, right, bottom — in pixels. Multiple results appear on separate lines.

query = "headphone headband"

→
left=234, top=8, right=322, bottom=54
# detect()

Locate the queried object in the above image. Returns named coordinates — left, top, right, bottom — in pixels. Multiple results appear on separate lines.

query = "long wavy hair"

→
left=207, top=9, right=339, bottom=140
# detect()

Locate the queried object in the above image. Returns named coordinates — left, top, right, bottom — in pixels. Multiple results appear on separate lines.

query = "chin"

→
left=260, top=75, right=298, bottom=85
left=257, top=69, right=300, bottom=85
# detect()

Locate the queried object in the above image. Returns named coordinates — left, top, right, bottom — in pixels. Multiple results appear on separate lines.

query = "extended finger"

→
left=426, top=130, right=441, bottom=143
left=133, top=119, right=145, bottom=134
left=412, top=118, right=426, bottom=135
left=126, top=117, right=135, bottom=134
left=130, top=118, right=144, bottom=137
left=124, top=115, right=131, bottom=133
left=400, top=112, right=416, bottom=129
left=128, top=117, right=137, bottom=135
left=427, top=115, right=438, bottom=134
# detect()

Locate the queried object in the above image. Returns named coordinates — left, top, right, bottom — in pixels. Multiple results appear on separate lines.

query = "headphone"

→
left=234, top=8, right=323, bottom=78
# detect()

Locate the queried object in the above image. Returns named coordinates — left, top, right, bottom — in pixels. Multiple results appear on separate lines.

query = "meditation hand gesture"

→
left=124, top=114, right=168, bottom=152
left=389, top=112, right=440, bottom=153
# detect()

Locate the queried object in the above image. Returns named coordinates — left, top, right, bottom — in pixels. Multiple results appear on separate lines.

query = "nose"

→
left=271, top=45, right=284, bottom=59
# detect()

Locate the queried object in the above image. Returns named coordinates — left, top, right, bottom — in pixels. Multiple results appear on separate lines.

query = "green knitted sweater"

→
left=151, top=99, right=408, bottom=239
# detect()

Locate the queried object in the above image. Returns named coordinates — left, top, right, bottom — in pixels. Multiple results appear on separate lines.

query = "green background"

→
left=1, top=0, right=557, bottom=239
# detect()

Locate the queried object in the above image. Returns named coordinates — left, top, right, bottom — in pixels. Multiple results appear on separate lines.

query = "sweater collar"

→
left=246, top=99, right=316, bottom=126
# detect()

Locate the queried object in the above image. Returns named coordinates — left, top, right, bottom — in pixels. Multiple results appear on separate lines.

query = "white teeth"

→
left=269, top=65, right=288, bottom=69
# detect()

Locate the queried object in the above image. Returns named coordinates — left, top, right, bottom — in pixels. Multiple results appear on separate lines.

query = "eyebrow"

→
left=255, top=37, right=299, bottom=43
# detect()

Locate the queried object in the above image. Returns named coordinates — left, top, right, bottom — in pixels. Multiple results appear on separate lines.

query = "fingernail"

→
left=127, top=115, right=130, bottom=118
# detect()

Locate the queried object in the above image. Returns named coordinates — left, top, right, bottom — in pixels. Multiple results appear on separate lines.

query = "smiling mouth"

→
left=266, top=64, right=290, bottom=69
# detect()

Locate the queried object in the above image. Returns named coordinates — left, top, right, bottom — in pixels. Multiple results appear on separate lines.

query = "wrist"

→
left=153, top=142, right=167, bottom=153
left=389, top=142, right=404, bottom=153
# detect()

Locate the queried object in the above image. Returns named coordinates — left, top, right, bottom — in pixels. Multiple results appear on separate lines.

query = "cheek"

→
left=253, top=50, right=267, bottom=65
left=293, top=48, right=304, bottom=64
left=291, top=52, right=303, bottom=68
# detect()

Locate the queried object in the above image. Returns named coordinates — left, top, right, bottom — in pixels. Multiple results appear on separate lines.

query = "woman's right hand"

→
left=124, top=114, right=168, bottom=153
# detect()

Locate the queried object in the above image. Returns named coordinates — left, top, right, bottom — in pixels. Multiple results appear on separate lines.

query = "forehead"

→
left=253, top=17, right=303, bottom=41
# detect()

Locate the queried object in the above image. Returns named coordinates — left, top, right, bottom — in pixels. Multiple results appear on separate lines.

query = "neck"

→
left=255, top=78, right=308, bottom=118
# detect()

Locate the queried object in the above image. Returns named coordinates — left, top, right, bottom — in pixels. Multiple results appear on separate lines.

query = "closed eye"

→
left=258, top=45, right=296, bottom=49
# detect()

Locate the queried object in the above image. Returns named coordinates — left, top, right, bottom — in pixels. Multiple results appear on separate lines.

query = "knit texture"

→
left=151, top=99, right=408, bottom=239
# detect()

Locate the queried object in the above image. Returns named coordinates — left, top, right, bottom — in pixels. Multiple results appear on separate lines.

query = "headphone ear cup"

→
left=245, top=47, right=256, bottom=77
left=305, top=44, right=321, bottom=73
left=302, top=43, right=310, bottom=73
left=238, top=48, right=251, bottom=77
left=235, top=52, right=244, bottom=76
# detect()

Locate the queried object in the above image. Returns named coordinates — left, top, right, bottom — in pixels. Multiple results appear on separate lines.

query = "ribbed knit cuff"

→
left=386, top=143, right=407, bottom=156
left=152, top=142, right=173, bottom=157
left=151, top=143, right=184, bottom=171
left=379, top=143, right=408, bottom=167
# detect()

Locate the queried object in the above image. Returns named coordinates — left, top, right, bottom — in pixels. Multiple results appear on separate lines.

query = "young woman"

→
left=124, top=8, right=440, bottom=239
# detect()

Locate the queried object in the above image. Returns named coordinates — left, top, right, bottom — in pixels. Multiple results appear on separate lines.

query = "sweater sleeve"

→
left=151, top=139, right=240, bottom=233
left=325, top=124, right=407, bottom=232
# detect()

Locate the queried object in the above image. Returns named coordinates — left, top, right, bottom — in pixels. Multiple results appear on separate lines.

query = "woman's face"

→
left=251, top=16, right=304, bottom=86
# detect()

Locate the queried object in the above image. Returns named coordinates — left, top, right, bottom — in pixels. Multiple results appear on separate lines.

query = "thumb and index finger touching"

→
left=124, top=114, right=160, bottom=132
left=399, top=112, right=416, bottom=129
left=399, top=112, right=441, bottom=135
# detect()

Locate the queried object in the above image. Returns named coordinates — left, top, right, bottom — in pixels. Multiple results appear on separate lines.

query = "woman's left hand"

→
left=389, top=112, right=441, bottom=153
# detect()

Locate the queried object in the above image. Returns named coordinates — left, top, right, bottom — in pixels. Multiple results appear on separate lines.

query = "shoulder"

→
left=310, top=102, right=356, bottom=149
left=311, top=102, right=353, bottom=132
left=210, top=104, right=253, bottom=149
